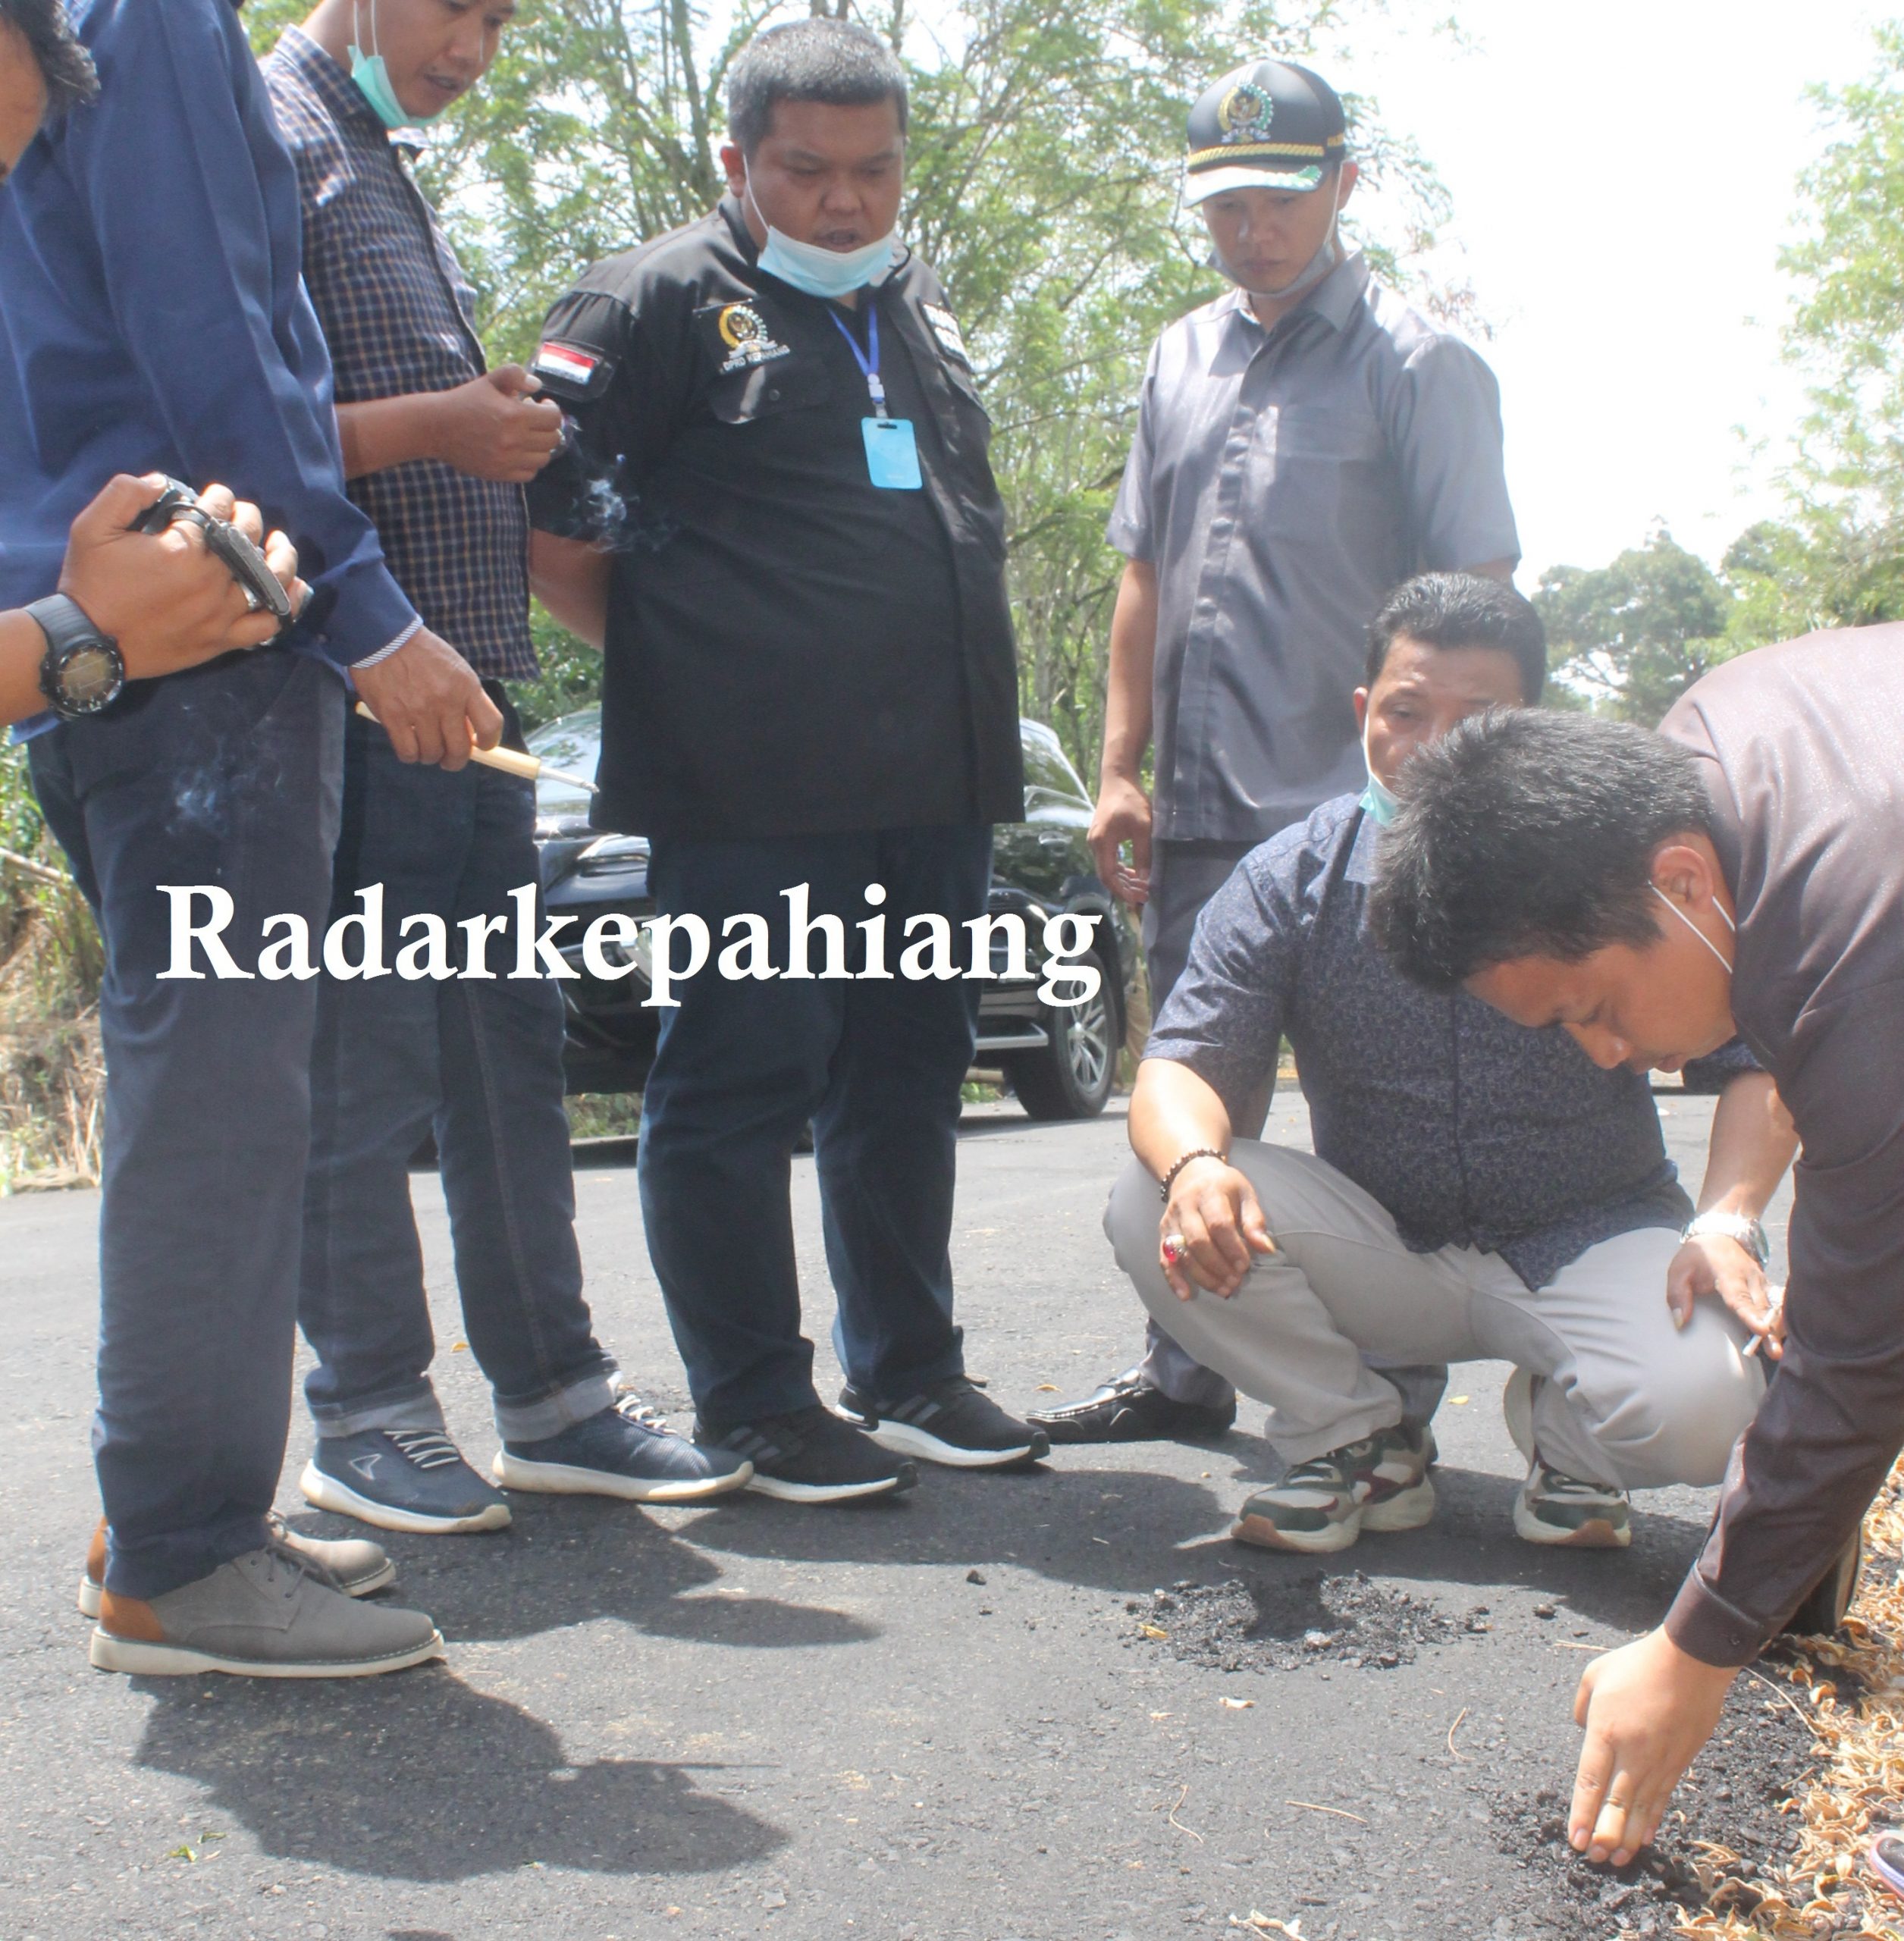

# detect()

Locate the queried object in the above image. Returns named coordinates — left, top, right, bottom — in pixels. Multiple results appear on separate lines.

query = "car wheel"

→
left=1005, top=951, right=1117, bottom=1120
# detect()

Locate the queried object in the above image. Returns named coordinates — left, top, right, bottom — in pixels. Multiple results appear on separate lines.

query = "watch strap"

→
left=26, top=591, right=108, bottom=655
left=1680, top=1210, right=1770, bottom=1266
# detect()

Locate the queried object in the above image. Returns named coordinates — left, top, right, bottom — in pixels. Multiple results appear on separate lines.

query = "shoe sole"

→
left=1513, top=1497, right=1631, bottom=1548
left=77, top=1557, right=397, bottom=1620
left=859, top=1419, right=1048, bottom=1469
left=743, top=1466, right=917, bottom=1504
left=1231, top=1475, right=1436, bottom=1554
left=491, top=1450, right=754, bottom=1504
left=88, top=1626, right=446, bottom=1679
left=1231, top=1510, right=1363, bottom=1554
left=300, top=1461, right=512, bottom=1535
left=1027, top=1413, right=1234, bottom=1446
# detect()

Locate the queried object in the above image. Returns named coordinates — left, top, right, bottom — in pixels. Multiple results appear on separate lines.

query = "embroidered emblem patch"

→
left=923, top=302, right=971, bottom=365
left=1218, top=83, right=1272, bottom=143
left=714, top=301, right=791, bottom=375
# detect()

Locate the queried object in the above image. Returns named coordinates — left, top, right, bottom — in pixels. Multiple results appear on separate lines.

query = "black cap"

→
left=1183, top=59, right=1347, bottom=205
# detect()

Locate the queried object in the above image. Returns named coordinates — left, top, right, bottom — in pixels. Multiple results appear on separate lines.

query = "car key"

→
left=130, top=477, right=296, bottom=625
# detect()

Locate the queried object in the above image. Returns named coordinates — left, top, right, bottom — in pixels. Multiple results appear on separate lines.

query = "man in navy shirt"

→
left=1105, top=575, right=1793, bottom=1554
left=0, top=0, right=498, bottom=1676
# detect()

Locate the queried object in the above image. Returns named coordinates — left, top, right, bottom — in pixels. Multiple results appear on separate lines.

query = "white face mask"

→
left=747, top=180, right=900, bottom=301
left=1651, top=882, right=1736, bottom=974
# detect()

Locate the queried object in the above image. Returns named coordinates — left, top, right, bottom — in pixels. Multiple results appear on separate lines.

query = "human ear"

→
left=719, top=140, right=747, bottom=197
left=1352, top=686, right=1369, bottom=732
left=1648, top=841, right=1719, bottom=914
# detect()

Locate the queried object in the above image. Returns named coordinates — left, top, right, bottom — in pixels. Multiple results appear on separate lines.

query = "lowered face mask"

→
left=350, top=0, right=444, bottom=130
left=1358, top=724, right=1401, bottom=826
left=755, top=222, right=899, bottom=300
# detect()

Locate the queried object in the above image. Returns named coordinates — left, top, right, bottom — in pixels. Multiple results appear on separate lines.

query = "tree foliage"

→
left=1535, top=525, right=1733, bottom=726
left=252, top=0, right=1455, bottom=754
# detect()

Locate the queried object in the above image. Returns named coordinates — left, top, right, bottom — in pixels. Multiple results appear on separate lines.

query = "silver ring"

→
left=1162, top=1232, right=1188, bottom=1266
left=240, top=582, right=264, bottom=613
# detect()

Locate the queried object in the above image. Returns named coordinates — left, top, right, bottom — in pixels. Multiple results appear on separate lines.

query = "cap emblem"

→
left=1218, top=83, right=1272, bottom=143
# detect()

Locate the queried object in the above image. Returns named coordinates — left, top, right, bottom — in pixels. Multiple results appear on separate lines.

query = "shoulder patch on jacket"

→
left=922, top=303, right=971, bottom=365
left=531, top=340, right=615, bottom=399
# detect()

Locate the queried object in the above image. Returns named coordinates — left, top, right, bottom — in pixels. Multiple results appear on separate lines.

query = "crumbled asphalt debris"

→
left=1128, top=1570, right=1460, bottom=1673
left=1493, top=1665, right=1821, bottom=1939
left=965, top=1568, right=987, bottom=1585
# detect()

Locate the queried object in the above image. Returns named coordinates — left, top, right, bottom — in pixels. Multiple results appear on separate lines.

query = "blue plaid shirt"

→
left=262, top=28, right=536, bottom=680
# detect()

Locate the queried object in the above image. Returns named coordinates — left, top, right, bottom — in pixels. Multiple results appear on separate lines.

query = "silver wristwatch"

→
left=1680, top=1211, right=1770, bottom=1267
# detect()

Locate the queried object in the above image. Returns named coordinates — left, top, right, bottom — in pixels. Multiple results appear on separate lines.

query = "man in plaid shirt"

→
left=264, top=0, right=750, bottom=1526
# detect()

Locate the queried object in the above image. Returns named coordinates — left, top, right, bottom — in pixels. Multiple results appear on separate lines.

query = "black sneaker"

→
left=300, top=1428, right=511, bottom=1535
left=1026, top=1372, right=1236, bottom=1444
left=837, top=1377, right=1049, bottom=1469
left=696, top=1405, right=917, bottom=1504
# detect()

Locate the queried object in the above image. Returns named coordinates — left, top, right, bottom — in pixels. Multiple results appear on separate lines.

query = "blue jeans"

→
left=638, top=825, right=990, bottom=1428
left=298, top=692, right=614, bottom=1445
left=30, top=651, right=341, bottom=1598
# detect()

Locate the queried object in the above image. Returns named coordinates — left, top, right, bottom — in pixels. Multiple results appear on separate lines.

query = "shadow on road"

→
left=685, top=1457, right=1708, bottom=1636
left=130, top=1670, right=788, bottom=1881
left=284, top=1498, right=878, bottom=1651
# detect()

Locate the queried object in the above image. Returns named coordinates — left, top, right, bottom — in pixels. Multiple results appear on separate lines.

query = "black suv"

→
left=530, top=710, right=1140, bottom=1119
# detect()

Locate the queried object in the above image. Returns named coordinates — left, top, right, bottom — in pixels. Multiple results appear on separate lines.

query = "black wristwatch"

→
left=29, top=593, right=126, bottom=719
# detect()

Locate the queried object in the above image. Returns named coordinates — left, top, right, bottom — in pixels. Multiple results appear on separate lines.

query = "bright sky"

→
left=1332, top=0, right=1889, bottom=584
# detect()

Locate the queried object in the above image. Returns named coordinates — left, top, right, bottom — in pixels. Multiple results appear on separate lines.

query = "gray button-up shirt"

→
left=1109, top=254, right=1520, bottom=842
left=1148, top=798, right=1760, bottom=1287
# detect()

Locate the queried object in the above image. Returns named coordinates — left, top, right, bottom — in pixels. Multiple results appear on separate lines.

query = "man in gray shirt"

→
left=1035, top=57, right=1520, bottom=1442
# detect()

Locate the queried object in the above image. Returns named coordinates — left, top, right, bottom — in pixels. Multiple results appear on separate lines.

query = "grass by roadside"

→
left=1, top=744, right=103, bottom=1193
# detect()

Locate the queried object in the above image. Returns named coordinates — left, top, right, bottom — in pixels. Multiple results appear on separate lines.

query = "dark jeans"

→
left=638, top=825, right=991, bottom=1428
left=299, top=691, right=614, bottom=1444
left=30, top=651, right=340, bottom=1598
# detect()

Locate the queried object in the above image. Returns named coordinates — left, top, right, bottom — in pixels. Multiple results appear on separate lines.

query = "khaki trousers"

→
left=1106, top=1144, right=1764, bottom=1489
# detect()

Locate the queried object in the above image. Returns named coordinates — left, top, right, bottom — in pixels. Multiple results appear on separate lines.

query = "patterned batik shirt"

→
left=1148, top=795, right=1762, bottom=1289
left=262, top=27, right=535, bottom=679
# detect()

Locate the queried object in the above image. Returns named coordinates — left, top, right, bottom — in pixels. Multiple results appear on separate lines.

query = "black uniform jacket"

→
left=527, top=197, right=1025, bottom=841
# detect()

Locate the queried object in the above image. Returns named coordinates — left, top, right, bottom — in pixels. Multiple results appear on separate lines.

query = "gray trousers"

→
left=1110, top=1146, right=1763, bottom=1486
left=1138, top=839, right=1261, bottom=1406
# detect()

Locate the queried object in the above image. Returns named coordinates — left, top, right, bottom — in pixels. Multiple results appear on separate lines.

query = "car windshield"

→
left=528, top=707, right=603, bottom=820
left=1020, top=727, right=1090, bottom=807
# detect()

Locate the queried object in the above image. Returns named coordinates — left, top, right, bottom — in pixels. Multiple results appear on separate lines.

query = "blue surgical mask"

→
left=350, top=1, right=443, bottom=131
left=756, top=222, right=899, bottom=300
left=1359, top=725, right=1401, bottom=826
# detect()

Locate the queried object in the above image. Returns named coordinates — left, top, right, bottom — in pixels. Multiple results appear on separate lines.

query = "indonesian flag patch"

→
left=531, top=341, right=607, bottom=393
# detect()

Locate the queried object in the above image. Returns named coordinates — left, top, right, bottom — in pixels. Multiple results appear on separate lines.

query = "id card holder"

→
left=862, top=416, right=923, bottom=490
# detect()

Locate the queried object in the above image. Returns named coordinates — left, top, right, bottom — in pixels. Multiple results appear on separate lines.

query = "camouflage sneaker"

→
left=1513, top=1457, right=1631, bottom=1548
left=1231, top=1423, right=1436, bottom=1555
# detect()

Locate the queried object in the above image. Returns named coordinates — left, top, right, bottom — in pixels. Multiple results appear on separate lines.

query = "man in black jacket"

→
left=527, top=18, right=1046, bottom=1503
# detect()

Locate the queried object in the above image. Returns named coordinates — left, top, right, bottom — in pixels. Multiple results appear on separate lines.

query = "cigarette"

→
left=353, top=702, right=598, bottom=793
left=1744, top=1283, right=1786, bottom=1358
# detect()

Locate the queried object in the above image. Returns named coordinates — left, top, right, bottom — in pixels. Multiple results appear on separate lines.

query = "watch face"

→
left=59, top=644, right=122, bottom=710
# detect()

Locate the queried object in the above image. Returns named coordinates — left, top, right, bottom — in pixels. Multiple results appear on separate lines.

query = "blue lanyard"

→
left=828, top=306, right=889, bottom=415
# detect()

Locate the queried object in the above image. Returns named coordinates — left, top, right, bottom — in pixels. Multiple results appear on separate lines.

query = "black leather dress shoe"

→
left=1027, top=1373, right=1236, bottom=1444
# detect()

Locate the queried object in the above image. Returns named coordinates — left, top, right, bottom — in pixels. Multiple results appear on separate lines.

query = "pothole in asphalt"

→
left=1128, top=1569, right=1479, bottom=1672
left=1493, top=1663, right=1824, bottom=1939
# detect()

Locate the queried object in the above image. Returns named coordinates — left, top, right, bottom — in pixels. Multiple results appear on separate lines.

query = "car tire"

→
left=1005, top=949, right=1117, bottom=1121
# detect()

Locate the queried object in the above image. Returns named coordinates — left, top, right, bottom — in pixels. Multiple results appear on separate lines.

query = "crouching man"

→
left=1366, top=622, right=1904, bottom=1870
left=1106, top=574, right=1793, bottom=1554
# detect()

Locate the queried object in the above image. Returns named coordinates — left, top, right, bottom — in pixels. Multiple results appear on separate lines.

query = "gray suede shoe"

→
left=89, top=1541, right=443, bottom=1679
left=77, top=1513, right=393, bottom=1619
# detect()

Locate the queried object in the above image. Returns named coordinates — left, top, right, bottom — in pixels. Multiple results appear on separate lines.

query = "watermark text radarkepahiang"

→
left=155, top=883, right=1105, bottom=1007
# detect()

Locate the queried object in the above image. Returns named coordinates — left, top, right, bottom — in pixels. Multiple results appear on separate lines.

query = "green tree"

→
left=1728, top=24, right=1904, bottom=647
left=1535, top=524, right=1733, bottom=726
left=251, top=0, right=1457, bottom=759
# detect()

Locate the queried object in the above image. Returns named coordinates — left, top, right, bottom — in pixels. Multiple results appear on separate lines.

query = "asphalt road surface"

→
left=0, top=1088, right=1793, bottom=1941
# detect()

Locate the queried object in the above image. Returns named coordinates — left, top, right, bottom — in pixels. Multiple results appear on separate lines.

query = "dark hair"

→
left=0, top=0, right=97, bottom=120
left=1365, top=572, right=1547, bottom=704
left=728, top=18, right=907, bottom=156
left=1367, top=707, right=1714, bottom=990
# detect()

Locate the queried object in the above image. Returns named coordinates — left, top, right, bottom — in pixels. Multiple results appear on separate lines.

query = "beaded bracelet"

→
left=1159, top=1147, right=1228, bottom=1200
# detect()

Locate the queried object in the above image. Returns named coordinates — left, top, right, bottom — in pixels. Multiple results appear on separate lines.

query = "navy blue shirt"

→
left=0, top=0, right=416, bottom=669
left=1149, top=797, right=1758, bottom=1287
